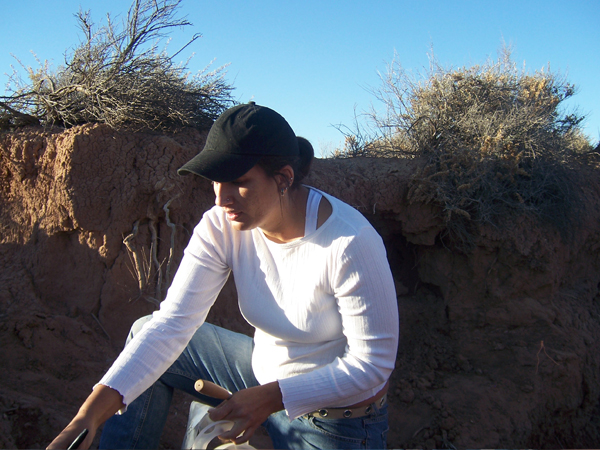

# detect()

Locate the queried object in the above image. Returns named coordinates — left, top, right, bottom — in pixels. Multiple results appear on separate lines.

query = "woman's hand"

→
left=46, top=419, right=96, bottom=450
left=47, top=385, right=124, bottom=449
left=208, top=381, right=283, bottom=444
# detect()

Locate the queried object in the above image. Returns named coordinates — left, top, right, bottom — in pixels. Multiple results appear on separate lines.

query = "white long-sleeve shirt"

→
left=99, top=188, right=399, bottom=420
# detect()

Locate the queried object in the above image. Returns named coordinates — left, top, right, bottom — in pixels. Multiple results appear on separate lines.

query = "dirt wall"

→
left=1, top=124, right=600, bottom=448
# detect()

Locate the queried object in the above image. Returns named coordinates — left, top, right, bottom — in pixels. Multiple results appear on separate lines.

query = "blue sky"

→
left=1, top=0, right=599, bottom=155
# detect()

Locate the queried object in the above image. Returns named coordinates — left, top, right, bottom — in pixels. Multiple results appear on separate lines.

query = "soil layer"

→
left=2, top=124, right=600, bottom=448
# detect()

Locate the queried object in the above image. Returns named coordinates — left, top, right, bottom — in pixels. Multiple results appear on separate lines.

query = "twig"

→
left=0, top=100, right=40, bottom=126
left=148, top=218, right=163, bottom=300
left=91, top=313, right=111, bottom=341
left=163, top=194, right=180, bottom=296
left=123, top=220, right=145, bottom=291
left=536, top=340, right=559, bottom=374
left=411, top=426, right=425, bottom=439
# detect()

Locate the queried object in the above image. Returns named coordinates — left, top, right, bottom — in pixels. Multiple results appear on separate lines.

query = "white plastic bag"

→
left=182, top=401, right=255, bottom=450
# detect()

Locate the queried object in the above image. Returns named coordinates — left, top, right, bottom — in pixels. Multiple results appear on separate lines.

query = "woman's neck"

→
left=261, top=186, right=309, bottom=244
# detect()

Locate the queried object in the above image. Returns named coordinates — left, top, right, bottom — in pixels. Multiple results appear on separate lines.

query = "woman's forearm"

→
left=78, top=384, right=126, bottom=424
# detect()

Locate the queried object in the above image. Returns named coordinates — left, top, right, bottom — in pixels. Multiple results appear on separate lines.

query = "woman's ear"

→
left=275, top=165, right=295, bottom=190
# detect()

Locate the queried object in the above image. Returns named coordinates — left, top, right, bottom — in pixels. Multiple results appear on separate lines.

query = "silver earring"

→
left=226, top=197, right=231, bottom=202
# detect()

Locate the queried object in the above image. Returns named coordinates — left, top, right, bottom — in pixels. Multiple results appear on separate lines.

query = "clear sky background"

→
left=1, top=0, right=599, bottom=155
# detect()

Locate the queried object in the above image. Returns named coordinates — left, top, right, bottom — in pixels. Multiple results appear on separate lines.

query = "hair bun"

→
left=295, top=137, right=314, bottom=184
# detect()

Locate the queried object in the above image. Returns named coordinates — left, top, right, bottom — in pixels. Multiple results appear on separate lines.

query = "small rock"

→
left=427, top=355, right=439, bottom=369
left=398, top=388, right=415, bottom=404
left=456, top=354, right=472, bottom=372
left=441, top=416, right=456, bottom=430
left=417, top=378, right=431, bottom=389
left=424, top=371, right=436, bottom=382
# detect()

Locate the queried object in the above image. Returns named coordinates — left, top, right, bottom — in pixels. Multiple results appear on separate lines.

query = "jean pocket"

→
left=365, top=410, right=389, bottom=449
left=380, top=423, right=389, bottom=448
left=305, top=416, right=367, bottom=448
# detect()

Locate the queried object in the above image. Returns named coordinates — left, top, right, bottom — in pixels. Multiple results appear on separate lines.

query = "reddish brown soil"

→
left=1, top=124, right=600, bottom=449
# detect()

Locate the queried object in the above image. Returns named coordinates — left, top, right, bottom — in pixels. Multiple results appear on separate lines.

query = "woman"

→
left=48, top=103, right=399, bottom=449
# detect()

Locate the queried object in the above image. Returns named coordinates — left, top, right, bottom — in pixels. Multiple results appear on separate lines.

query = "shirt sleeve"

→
left=278, top=226, right=399, bottom=420
left=98, top=209, right=231, bottom=409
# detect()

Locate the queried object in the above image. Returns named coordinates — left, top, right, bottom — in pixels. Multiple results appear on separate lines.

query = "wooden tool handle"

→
left=194, top=379, right=233, bottom=400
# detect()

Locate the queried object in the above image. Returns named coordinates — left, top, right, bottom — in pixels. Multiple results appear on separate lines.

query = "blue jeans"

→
left=99, top=316, right=389, bottom=449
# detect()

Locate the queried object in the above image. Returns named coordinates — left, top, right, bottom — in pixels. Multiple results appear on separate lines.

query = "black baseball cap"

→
left=177, top=102, right=299, bottom=182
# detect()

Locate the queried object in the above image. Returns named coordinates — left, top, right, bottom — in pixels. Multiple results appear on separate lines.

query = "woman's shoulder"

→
left=194, top=205, right=227, bottom=231
left=194, top=205, right=245, bottom=243
left=308, top=187, right=379, bottom=238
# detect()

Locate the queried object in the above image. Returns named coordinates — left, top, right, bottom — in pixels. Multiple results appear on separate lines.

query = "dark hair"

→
left=256, top=136, right=314, bottom=189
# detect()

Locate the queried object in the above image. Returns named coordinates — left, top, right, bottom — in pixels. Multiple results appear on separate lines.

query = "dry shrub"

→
left=0, top=0, right=233, bottom=131
left=338, top=48, right=595, bottom=250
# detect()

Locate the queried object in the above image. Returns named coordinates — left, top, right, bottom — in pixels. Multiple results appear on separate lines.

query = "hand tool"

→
left=194, top=379, right=233, bottom=400
left=67, top=428, right=88, bottom=450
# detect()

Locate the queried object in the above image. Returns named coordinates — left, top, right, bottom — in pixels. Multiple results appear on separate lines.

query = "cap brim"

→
left=177, top=149, right=261, bottom=183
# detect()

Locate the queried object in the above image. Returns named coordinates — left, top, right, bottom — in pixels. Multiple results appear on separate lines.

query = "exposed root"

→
left=148, top=218, right=163, bottom=302
left=536, top=340, right=560, bottom=374
left=163, top=194, right=180, bottom=299
left=123, top=193, right=180, bottom=306
left=91, top=313, right=111, bottom=342
left=123, top=220, right=144, bottom=292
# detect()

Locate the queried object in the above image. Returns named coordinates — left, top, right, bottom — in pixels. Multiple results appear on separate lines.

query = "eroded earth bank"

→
left=2, top=124, right=600, bottom=448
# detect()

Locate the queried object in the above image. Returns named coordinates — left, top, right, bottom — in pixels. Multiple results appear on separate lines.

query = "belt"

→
left=304, top=394, right=388, bottom=420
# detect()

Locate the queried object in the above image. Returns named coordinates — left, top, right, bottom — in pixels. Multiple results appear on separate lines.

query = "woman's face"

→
left=213, top=165, right=283, bottom=232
